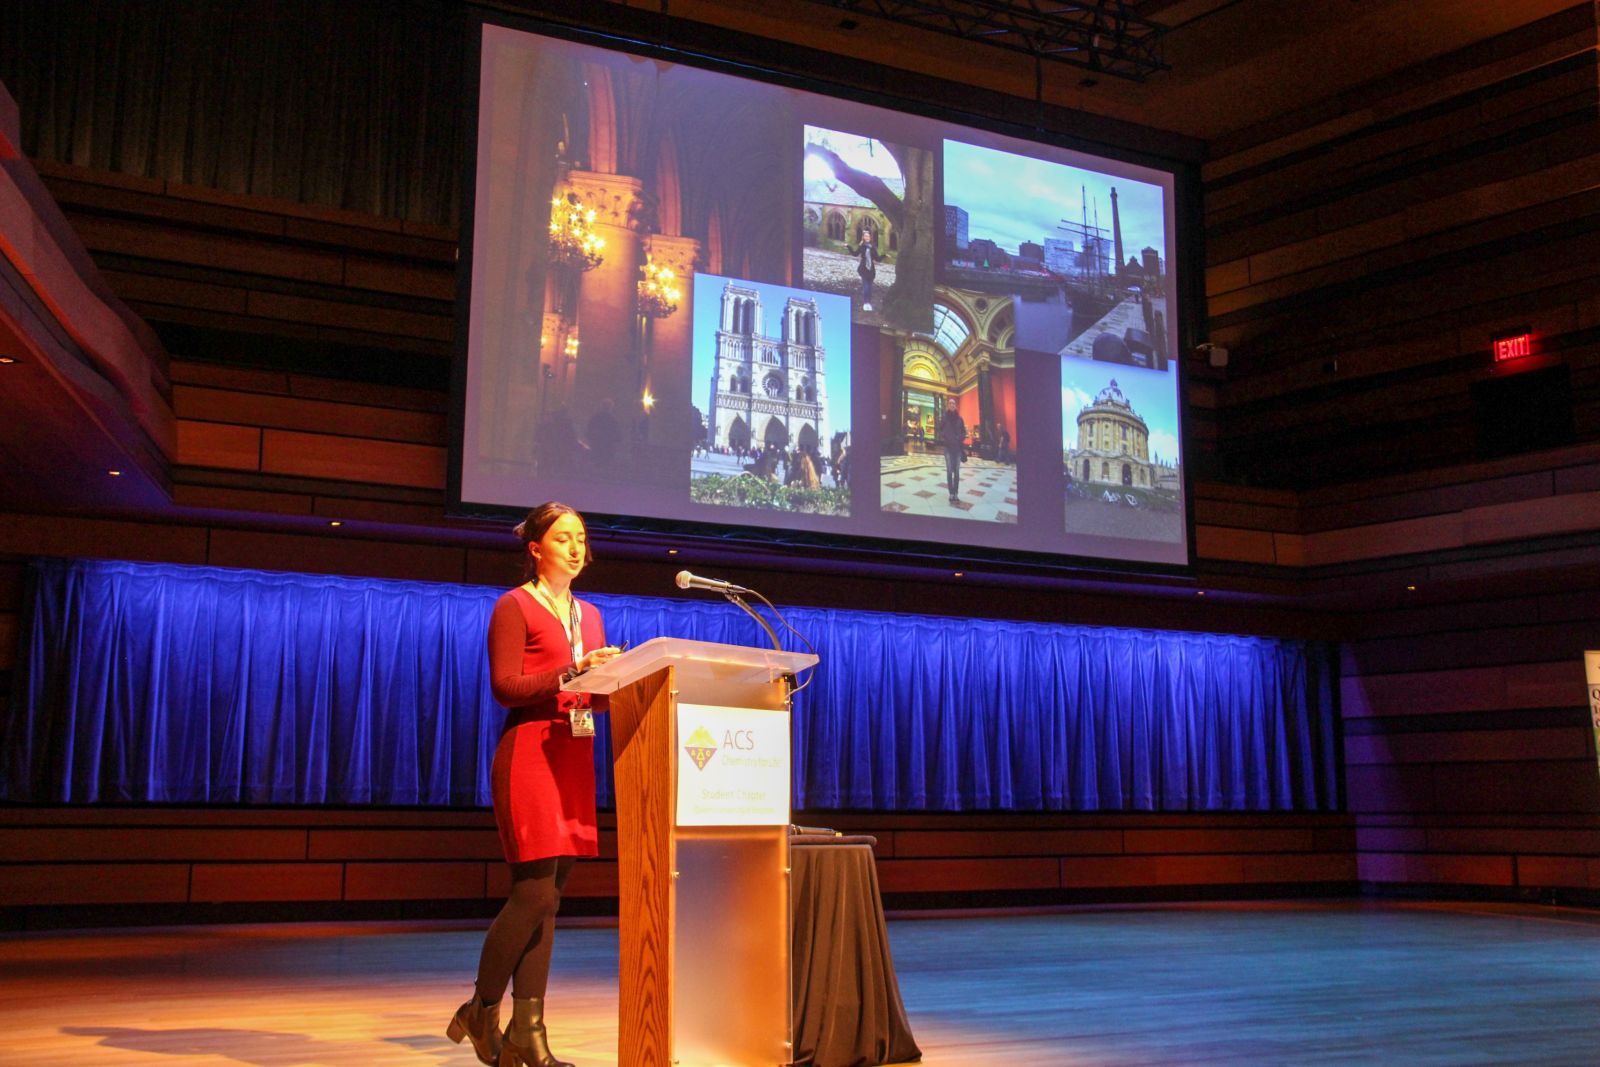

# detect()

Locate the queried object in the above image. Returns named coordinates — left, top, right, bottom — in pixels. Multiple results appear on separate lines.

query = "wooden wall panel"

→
left=0, top=864, right=191, bottom=907
left=0, top=810, right=1357, bottom=924
left=306, top=829, right=504, bottom=862
left=175, top=420, right=261, bottom=471
left=889, top=830, right=1122, bottom=857
left=169, top=484, right=314, bottom=516
left=190, top=864, right=344, bottom=903
left=37, top=162, right=457, bottom=363
left=258, top=429, right=446, bottom=490
left=1342, top=590, right=1600, bottom=898
left=1357, top=852, right=1516, bottom=886
left=1241, top=853, right=1357, bottom=883
left=0, top=828, right=305, bottom=863
left=175, top=386, right=445, bottom=445
left=344, top=862, right=486, bottom=901
left=1202, top=15, right=1600, bottom=488
left=1517, top=855, right=1600, bottom=889
left=0, top=515, right=209, bottom=565
left=1059, top=854, right=1245, bottom=888
left=1343, top=661, right=1581, bottom=717
left=1344, top=727, right=1585, bottom=765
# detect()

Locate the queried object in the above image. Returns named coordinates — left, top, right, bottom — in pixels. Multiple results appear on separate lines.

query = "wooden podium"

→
left=566, top=637, right=818, bottom=1067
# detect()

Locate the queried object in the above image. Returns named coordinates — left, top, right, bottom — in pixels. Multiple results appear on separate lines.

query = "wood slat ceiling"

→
left=595, top=0, right=1584, bottom=145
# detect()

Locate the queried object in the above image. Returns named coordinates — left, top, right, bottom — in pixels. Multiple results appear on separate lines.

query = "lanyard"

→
left=528, top=581, right=584, bottom=662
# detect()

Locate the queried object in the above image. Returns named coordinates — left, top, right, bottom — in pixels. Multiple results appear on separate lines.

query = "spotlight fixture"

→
left=1195, top=590, right=1205, bottom=596
left=667, top=548, right=680, bottom=556
left=107, top=469, right=122, bottom=477
left=0, top=355, right=17, bottom=364
left=952, top=571, right=965, bottom=578
left=329, top=520, right=343, bottom=527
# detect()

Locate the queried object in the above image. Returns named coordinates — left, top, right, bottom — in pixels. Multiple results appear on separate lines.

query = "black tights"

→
left=475, top=857, right=575, bottom=1003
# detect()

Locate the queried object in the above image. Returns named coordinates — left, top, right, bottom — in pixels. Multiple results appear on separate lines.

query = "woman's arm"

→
left=487, top=594, right=566, bottom=707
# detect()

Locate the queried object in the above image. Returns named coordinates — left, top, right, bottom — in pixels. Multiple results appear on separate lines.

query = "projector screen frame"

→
left=449, top=6, right=1205, bottom=579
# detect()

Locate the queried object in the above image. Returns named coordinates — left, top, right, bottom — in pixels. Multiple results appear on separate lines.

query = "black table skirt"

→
left=790, top=837, right=922, bottom=1067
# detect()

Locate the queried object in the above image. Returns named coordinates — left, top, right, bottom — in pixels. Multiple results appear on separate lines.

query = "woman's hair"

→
left=513, top=501, right=592, bottom=581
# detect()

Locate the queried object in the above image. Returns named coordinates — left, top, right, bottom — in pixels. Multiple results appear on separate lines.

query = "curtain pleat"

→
left=0, top=0, right=466, bottom=226
left=2, top=558, right=1339, bottom=811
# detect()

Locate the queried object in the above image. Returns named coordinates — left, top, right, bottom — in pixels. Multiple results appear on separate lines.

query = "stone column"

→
left=564, top=170, right=647, bottom=470
left=639, top=232, right=701, bottom=485
left=976, top=356, right=995, bottom=456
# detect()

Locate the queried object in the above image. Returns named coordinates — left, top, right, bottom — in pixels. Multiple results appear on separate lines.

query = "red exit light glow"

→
left=1492, top=333, right=1533, bottom=362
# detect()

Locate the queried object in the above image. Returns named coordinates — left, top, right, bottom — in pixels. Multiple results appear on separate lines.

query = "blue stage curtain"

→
left=2, top=558, right=1338, bottom=810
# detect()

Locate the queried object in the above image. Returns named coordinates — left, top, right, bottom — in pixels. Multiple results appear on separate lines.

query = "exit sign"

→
left=1492, top=332, right=1534, bottom=362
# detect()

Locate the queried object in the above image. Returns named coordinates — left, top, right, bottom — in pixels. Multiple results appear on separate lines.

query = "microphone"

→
left=675, top=569, right=751, bottom=595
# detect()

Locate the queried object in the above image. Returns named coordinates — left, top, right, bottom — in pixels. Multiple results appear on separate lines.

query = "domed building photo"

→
left=1063, top=367, right=1182, bottom=543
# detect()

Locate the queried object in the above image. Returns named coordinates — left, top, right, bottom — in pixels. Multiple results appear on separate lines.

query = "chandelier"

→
left=549, top=192, right=605, bottom=271
left=637, top=257, right=682, bottom=318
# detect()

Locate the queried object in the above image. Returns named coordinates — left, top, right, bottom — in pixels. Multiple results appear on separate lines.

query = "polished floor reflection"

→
left=2, top=901, right=1597, bottom=1065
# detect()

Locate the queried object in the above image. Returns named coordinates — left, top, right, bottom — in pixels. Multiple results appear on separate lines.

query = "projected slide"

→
left=1062, top=366, right=1183, bottom=546
left=689, top=273, right=852, bottom=516
left=879, top=289, right=1017, bottom=523
left=946, top=140, right=1173, bottom=374
left=458, top=21, right=1187, bottom=566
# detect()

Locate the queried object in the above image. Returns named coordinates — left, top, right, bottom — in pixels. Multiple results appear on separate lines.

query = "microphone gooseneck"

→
left=672, top=571, right=781, bottom=652
left=670, top=571, right=814, bottom=695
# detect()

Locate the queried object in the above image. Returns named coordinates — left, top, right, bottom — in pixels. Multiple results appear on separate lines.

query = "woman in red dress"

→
left=449, top=502, right=621, bottom=1067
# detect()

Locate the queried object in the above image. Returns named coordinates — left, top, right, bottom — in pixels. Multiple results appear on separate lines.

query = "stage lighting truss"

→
left=812, top=0, right=1168, bottom=82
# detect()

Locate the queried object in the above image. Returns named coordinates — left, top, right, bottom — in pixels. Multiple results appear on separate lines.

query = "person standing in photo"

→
left=448, top=502, right=622, bottom=1067
left=938, top=395, right=966, bottom=505
left=849, top=227, right=876, bottom=311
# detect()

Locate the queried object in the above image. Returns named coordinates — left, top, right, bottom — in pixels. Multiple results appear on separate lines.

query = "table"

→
left=790, top=835, right=922, bottom=1067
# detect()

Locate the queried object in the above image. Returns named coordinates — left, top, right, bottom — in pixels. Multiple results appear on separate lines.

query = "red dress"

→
left=487, top=586, right=609, bottom=863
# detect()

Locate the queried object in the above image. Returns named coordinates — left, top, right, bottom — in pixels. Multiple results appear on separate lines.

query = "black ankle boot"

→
left=500, top=997, right=573, bottom=1067
left=446, top=993, right=501, bottom=1066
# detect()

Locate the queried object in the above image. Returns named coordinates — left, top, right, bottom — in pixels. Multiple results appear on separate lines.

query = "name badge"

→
left=569, top=708, right=595, bottom=738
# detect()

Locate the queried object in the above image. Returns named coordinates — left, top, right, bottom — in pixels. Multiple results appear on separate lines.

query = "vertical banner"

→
left=1587, top=651, right=1600, bottom=780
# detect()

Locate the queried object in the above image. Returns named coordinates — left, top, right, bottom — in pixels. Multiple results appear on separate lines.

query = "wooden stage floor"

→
left=2, top=900, right=1598, bottom=1066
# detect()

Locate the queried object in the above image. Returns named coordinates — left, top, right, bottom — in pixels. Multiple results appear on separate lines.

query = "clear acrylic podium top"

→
left=561, top=635, right=818, bottom=697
